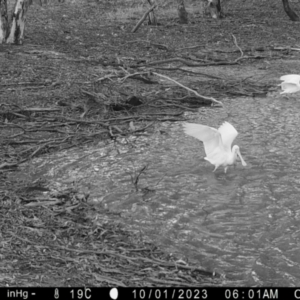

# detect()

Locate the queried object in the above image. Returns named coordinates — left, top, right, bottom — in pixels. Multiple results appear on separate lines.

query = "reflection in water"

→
left=19, top=94, right=300, bottom=286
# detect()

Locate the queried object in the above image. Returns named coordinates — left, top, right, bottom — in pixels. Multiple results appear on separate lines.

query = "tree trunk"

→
left=6, top=0, right=32, bottom=44
left=0, top=0, right=9, bottom=43
left=208, top=0, right=222, bottom=19
left=282, top=0, right=299, bottom=21
left=0, top=0, right=32, bottom=44
left=146, top=0, right=157, bottom=25
left=177, top=0, right=188, bottom=24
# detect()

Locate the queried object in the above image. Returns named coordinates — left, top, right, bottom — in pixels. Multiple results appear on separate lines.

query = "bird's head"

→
left=232, top=145, right=247, bottom=166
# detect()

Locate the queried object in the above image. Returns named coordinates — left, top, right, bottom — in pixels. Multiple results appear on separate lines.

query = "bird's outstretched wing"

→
left=280, top=82, right=300, bottom=94
left=217, top=122, right=238, bottom=152
left=182, top=123, right=222, bottom=156
left=280, top=74, right=300, bottom=85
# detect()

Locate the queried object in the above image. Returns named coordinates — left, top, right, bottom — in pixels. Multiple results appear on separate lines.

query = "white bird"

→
left=183, top=122, right=247, bottom=173
left=280, top=74, right=300, bottom=94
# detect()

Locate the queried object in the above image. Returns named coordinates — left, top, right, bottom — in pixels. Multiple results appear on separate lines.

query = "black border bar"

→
left=1, top=287, right=299, bottom=300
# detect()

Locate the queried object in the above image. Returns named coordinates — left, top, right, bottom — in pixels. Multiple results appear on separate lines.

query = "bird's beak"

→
left=236, top=149, right=247, bottom=167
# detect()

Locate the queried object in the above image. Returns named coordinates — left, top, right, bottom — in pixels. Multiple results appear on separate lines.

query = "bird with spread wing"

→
left=183, top=122, right=247, bottom=173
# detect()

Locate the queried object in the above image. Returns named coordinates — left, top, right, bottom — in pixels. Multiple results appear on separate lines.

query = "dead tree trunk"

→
left=282, top=0, right=299, bottom=21
left=0, top=0, right=9, bottom=43
left=0, top=0, right=32, bottom=44
left=208, top=0, right=222, bottom=19
left=177, top=0, right=188, bottom=24
left=146, top=0, right=157, bottom=25
left=7, top=0, right=32, bottom=44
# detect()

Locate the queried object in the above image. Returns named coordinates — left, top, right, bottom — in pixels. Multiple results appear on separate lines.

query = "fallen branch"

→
left=273, top=46, right=300, bottom=52
left=155, top=67, right=224, bottom=80
left=152, top=72, right=224, bottom=107
left=124, top=39, right=170, bottom=51
left=144, top=57, right=238, bottom=67
left=0, top=162, right=20, bottom=170
left=118, top=71, right=151, bottom=83
left=132, top=4, right=157, bottom=33
left=94, top=74, right=117, bottom=82
left=131, top=165, right=148, bottom=192
left=175, top=44, right=203, bottom=51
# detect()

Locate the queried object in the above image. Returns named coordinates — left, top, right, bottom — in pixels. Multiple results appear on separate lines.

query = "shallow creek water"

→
left=20, top=94, right=300, bottom=286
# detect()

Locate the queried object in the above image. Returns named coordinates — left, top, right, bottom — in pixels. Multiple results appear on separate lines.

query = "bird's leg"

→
left=213, top=165, right=219, bottom=172
left=224, top=166, right=228, bottom=173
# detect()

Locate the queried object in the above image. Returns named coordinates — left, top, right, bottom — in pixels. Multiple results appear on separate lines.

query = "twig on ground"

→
left=232, top=34, right=244, bottom=59
left=131, top=165, right=148, bottom=192
left=273, top=46, right=300, bottom=52
left=119, top=71, right=151, bottom=83
left=144, top=57, right=237, bottom=67
left=0, top=162, right=20, bottom=170
left=124, top=39, right=169, bottom=51
left=95, top=74, right=116, bottom=82
left=152, top=72, right=224, bottom=107
left=175, top=44, right=203, bottom=51
left=155, top=67, right=223, bottom=80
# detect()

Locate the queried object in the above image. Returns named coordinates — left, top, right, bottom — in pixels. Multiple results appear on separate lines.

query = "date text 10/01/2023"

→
left=132, top=288, right=283, bottom=300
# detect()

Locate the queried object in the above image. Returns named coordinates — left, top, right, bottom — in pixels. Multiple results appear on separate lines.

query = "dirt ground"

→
left=0, top=0, right=300, bottom=286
